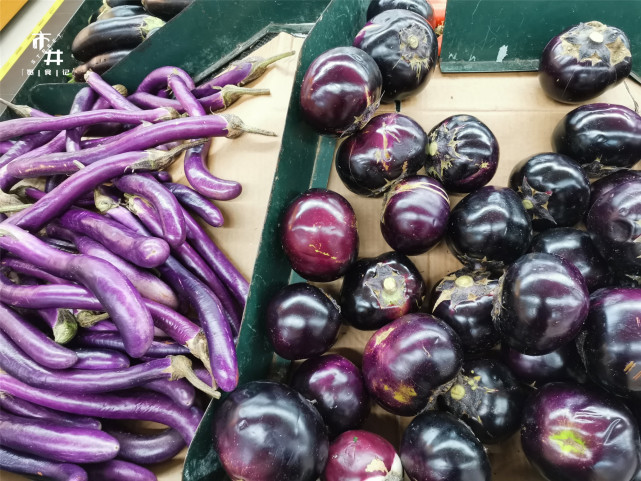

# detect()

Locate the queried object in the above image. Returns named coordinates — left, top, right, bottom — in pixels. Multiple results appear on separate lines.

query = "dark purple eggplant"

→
left=521, top=382, right=641, bottom=481
left=0, top=446, right=88, bottom=481
left=362, top=313, right=462, bottom=416
left=291, top=354, right=370, bottom=439
left=430, top=268, right=500, bottom=357
left=529, top=227, right=613, bottom=292
left=366, top=0, right=434, bottom=22
left=539, top=21, right=632, bottom=103
left=212, top=380, right=329, bottom=481
left=589, top=169, right=641, bottom=210
left=439, top=358, right=526, bottom=444
left=425, top=114, right=499, bottom=193
left=280, top=188, right=359, bottom=282
left=509, top=152, right=590, bottom=230
left=72, top=49, right=132, bottom=81
left=340, top=251, right=425, bottom=331
left=103, top=426, right=185, bottom=465
left=97, top=4, right=146, bottom=20
left=300, top=46, right=382, bottom=136
left=353, top=9, right=437, bottom=102
left=492, top=252, right=589, bottom=355
left=586, top=177, right=641, bottom=281
left=84, top=460, right=156, bottom=481
left=380, top=175, right=449, bottom=255
left=71, top=15, right=165, bottom=62
left=579, top=287, right=641, bottom=398
left=142, top=0, right=193, bottom=19
left=334, top=112, right=427, bottom=197
left=500, top=343, right=587, bottom=385
left=552, top=103, right=641, bottom=177
left=445, top=185, right=532, bottom=269
left=265, top=283, right=342, bottom=360
left=400, top=411, right=491, bottom=481
left=322, top=429, right=403, bottom=481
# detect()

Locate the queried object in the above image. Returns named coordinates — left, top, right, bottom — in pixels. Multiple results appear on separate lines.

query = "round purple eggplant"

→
left=353, top=9, right=437, bottom=102
left=339, top=251, right=426, bottom=331
left=211, top=380, right=329, bottom=481
left=579, top=287, right=641, bottom=399
left=589, top=169, right=641, bottom=211
left=362, top=313, right=462, bottom=416
left=521, top=382, right=641, bottom=481
left=529, top=227, right=613, bottom=292
left=439, top=358, right=526, bottom=444
left=492, top=252, right=589, bottom=355
left=300, top=46, right=382, bottom=136
left=266, top=283, right=342, bottom=360
left=280, top=188, right=359, bottom=282
left=586, top=177, right=641, bottom=281
left=552, top=103, right=641, bottom=177
left=290, top=354, right=370, bottom=438
left=334, top=112, right=427, bottom=197
left=323, top=429, right=403, bottom=481
left=430, top=268, right=500, bottom=358
left=380, top=175, right=449, bottom=256
left=509, top=152, right=590, bottom=230
left=400, top=411, right=491, bottom=481
left=366, top=0, right=434, bottom=23
left=425, top=114, right=499, bottom=193
left=500, top=343, right=587, bottom=386
left=445, top=185, right=532, bottom=269
left=538, top=21, right=632, bottom=103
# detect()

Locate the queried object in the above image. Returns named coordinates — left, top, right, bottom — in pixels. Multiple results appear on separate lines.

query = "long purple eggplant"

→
left=0, top=223, right=154, bottom=357
left=72, top=331, right=190, bottom=358
left=13, top=185, right=96, bottom=208
left=103, top=426, right=185, bottom=464
left=73, top=347, right=131, bottom=370
left=84, top=70, right=141, bottom=111
left=6, top=114, right=276, bottom=178
left=0, top=328, right=217, bottom=397
left=0, top=395, right=101, bottom=430
left=0, top=373, right=204, bottom=443
left=0, top=411, right=120, bottom=463
left=84, top=459, right=157, bottom=481
left=0, top=302, right=78, bottom=369
left=0, top=141, right=12, bottom=154
left=66, top=87, right=98, bottom=152
left=0, top=107, right=177, bottom=141
left=169, top=74, right=205, bottom=116
left=0, top=446, right=88, bottom=481
left=144, top=378, right=195, bottom=407
left=6, top=142, right=200, bottom=232
left=37, top=308, right=78, bottom=344
left=182, top=140, right=242, bottom=200
left=0, top=130, right=58, bottom=165
left=165, top=182, right=224, bottom=227
left=191, top=50, right=295, bottom=97
left=135, top=65, right=195, bottom=95
left=113, top=174, right=186, bottom=246
left=0, top=98, right=50, bottom=118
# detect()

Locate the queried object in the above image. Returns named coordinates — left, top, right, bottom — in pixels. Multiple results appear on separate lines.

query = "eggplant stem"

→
left=94, top=189, right=121, bottom=213
left=0, top=98, right=33, bottom=118
left=221, top=114, right=277, bottom=138
left=624, top=80, right=639, bottom=113
left=53, top=309, right=78, bottom=344
left=185, top=332, right=216, bottom=386
left=220, top=85, right=271, bottom=108
left=242, top=50, right=296, bottom=85
left=0, top=203, right=30, bottom=213
left=169, top=355, right=221, bottom=399
left=76, top=310, right=110, bottom=327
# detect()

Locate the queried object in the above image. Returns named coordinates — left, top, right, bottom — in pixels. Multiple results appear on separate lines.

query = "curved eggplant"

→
left=539, top=21, right=632, bottom=103
left=353, top=9, right=438, bottom=102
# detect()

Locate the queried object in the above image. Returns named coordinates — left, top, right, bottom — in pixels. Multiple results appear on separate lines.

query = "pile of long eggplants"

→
left=0, top=51, right=293, bottom=480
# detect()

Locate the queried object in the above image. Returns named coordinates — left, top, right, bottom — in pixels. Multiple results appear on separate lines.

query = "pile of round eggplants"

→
left=0, top=51, right=295, bottom=480
left=211, top=3, right=641, bottom=481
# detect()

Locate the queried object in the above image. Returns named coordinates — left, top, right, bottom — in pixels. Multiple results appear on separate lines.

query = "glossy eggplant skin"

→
left=72, top=49, right=132, bottom=81
left=211, top=381, right=329, bottom=481
left=509, top=153, right=590, bottom=231
left=400, top=411, right=491, bottom=481
left=266, top=283, right=342, bottom=361
left=579, top=287, right=641, bottom=398
left=366, top=0, right=434, bottom=23
left=339, top=251, right=426, bottom=331
left=439, top=358, right=526, bottom=444
left=362, top=313, right=462, bottom=416
left=552, top=103, right=641, bottom=177
left=500, top=343, right=587, bottom=385
left=380, top=175, right=450, bottom=256
left=493, top=253, right=589, bottom=355
left=430, top=268, right=500, bottom=358
left=280, top=188, right=359, bottom=282
left=586, top=178, right=641, bottom=280
left=97, top=5, right=146, bottom=20
left=589, top=169, right=641, bottom=211
left=446, top=186, right=532, bottom=270
left=291, top=354, right=370, bottom=439
left=521, top=382, right=641, bottom=481
left=538, top=21, right=632, bottom=104
left=425, top=114, right=499, bottom=193
left=142, top=0, right=193, bottom=20
left=529, top=227, right=613, bottom=292
left=335, top=113, right=427, bottom=197
left=300, top=47, right=382, bottom=136
left=353, top=9, right=437, bottom=102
